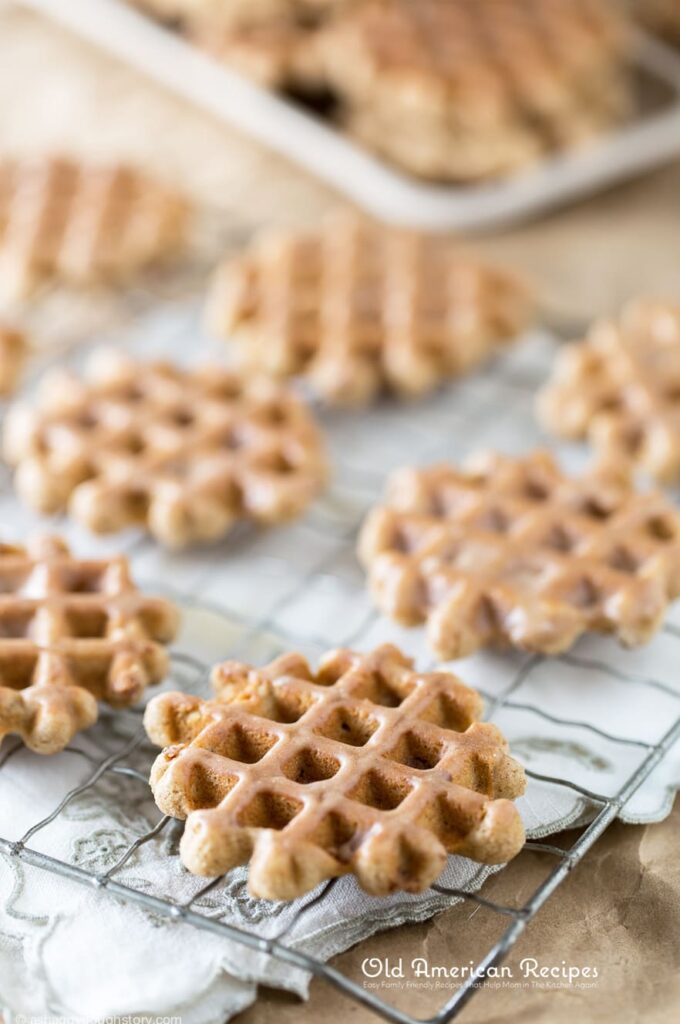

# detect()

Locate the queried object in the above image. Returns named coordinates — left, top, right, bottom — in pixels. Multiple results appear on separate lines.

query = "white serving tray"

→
left=17, top=0, right=680, bottom=230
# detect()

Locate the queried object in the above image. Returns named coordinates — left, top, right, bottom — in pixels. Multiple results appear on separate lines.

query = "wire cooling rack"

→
left=1, top=307, right=680, bottom=1024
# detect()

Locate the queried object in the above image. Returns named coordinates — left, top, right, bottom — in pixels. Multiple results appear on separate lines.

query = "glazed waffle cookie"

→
left=144, top=644, right=526, bottom=899
left=358, top=451, right=680, bottom=659
left=319, top=0, right=632, bottom=181
left=0, top=535, right=179, bottom=755
left=0, top=156, right=189, bottom=301
left=0, top=324, right=28, bottom=396
left=3, top=349, right=327, bottom=549
left=207, top=212, right=533, bottom=407
left=538, top=300, right=680, bottom=484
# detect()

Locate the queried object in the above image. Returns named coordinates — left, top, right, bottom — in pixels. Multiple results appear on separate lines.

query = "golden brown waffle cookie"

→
left=0, top=156, right=189, bottom=301
left=129, top=0, right=342, bottom=31
left=539, top=300, right=680, bottom=484
left=145, top=644, right=526, bottom=898
left=191, top=18, right=325, bottom=90
left=3, top=349, right=327, bottom=549
left=0, top=534, right=179, bottom=755
left=207, top=212, right=533, bottom=407
left=358, top=450, right=680, bottom=659
left=319, top=0, right=632, bottom=180
left=0, top=325, right=27, bottom=396
left=341, top=104, right=541, bottom=184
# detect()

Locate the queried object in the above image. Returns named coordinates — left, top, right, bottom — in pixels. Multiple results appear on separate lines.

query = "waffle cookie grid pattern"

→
left=145, top=644, right=526, bottom=899
left=0, top=156, right=189, bottom=301
left=132, top=0, right=633, bottom=182
left=314, top=0, right=633, bottom=180
left=538, top=300, right=680, bottom=484
left=3, top=349, right=327, bottom=548
left=2, top=309, right=680, bottom=1024
left=0, top=535, right=179, bottom=754
left=359, top=450, right=680, bottom=659
left=208, top=213, right=532, bottom=406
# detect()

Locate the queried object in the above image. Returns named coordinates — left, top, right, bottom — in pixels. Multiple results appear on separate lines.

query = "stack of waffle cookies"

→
left=129, top=0, right=634, bottom=181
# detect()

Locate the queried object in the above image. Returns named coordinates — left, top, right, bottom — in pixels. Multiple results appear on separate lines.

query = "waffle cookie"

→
left=145, top=644, right=526, bottom=898
left=191, top=18, right=325, bottom=90
left=0, top=156, right=189, bottom=301
left=3, top=349, right=327, bottom=549
left=319, top=0, right=632, bottom=181
left=207, top=213, right=533, bottom=407
left=358, top=450, right=680, bottom=659
left=0, top=325, right=27, bottom=396
left=539, top=300, right=680, bottom=484
left=128, top=0, right=342, bottom=31
left=0, top=535, right=179, bottom=754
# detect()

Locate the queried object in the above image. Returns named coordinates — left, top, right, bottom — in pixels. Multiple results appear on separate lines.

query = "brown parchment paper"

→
left=0, top=6, right=679, bottom=1022
left=238, top=800, right=680, bottom=1024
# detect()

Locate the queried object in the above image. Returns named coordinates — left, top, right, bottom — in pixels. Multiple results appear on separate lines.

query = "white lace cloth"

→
left=1, top=306, right=679, bottom=1023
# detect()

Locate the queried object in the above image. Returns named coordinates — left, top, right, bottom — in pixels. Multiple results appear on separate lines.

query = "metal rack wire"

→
left=2, top=610, right=679, bottom=1024
left=1, top=312, right=680, bottom=1024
